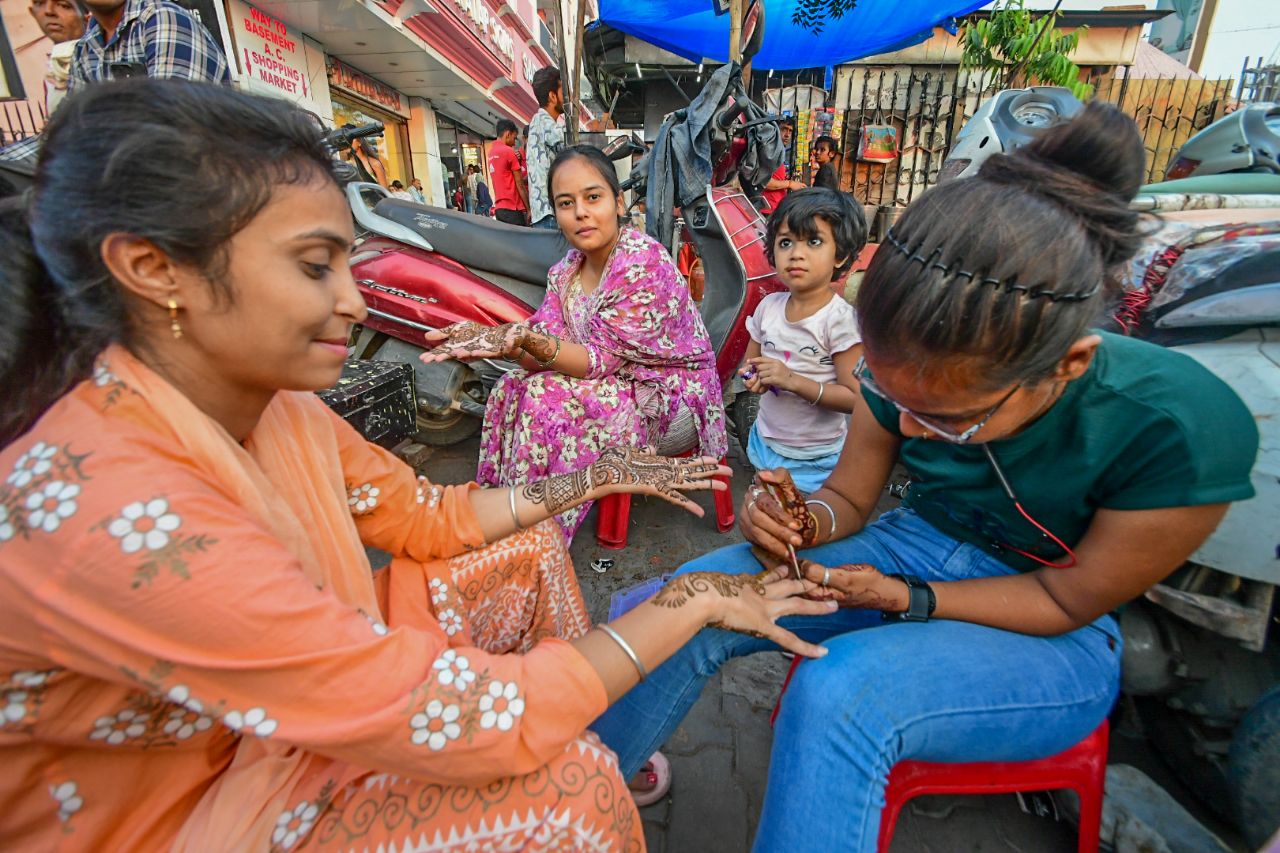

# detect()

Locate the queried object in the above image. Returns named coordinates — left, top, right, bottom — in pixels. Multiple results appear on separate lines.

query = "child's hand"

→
left=745, top=356, right=797, bottom=393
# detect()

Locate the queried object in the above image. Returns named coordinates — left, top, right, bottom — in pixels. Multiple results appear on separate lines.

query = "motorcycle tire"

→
left=730, top=392, right=760, bottom=470
left=1228, top=683, right=1280, bottom=848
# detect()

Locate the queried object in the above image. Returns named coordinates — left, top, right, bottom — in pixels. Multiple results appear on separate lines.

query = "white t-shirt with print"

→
left=746, top=292, right=861, bottom=449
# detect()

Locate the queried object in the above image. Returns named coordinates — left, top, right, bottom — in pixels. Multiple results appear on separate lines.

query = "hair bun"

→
left=977, top=101, right=1145, bottom=267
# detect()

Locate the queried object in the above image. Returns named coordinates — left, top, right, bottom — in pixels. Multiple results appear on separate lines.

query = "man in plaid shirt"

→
left=2, top=0, right=230, bottom=161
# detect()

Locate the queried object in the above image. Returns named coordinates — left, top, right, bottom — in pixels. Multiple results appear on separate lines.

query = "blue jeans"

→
left=591, top=509, right=1121, bottom=852
left=532, top=215, right=558, bottom=229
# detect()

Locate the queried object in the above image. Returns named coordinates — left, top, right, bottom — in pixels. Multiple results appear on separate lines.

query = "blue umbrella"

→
left=596, top=0, right=990, bottom=70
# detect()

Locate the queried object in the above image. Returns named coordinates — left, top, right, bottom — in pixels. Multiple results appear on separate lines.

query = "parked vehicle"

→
left=333, top=66, right=785, bottom=451
left=940, top=86, right=1280, bottom=846
left=1165, top=102, right=1280, bottom=180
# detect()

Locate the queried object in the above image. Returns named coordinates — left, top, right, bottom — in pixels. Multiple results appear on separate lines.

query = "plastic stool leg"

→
left=595, top=492, right=631, bottom=550
left=1075, top=781, right=1103, bottom=853
left=876, top=794, right=906, bottom=853
left=713, top=457, right=735, bottom=532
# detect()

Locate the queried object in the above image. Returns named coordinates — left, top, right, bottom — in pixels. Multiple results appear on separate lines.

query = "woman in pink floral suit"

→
left=424, top=145, right=728, bottom=542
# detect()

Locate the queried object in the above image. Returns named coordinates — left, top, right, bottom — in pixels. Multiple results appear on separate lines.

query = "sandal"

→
left=629, top=751, right=672, bottom=807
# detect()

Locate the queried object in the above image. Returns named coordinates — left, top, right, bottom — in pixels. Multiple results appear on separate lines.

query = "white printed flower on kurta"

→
left=25, top=480, right=80, bottom=533
left=107, top=498, right=181, bottom=554
left=364, top=613, right=389, bottom=636
left=437, top=608, right=463, bottom=637
left=223, top=706, right=277, bottom=737
left=478, top=680, right=525, bottom=731
left=0, top=505, right=13, bottom=542
left=166, top=684, right=205, bottom=713
left=93, top=362, right=119, bottom=387
left=2, top=690, right=28, bottom=724
left=432, top=649, right=475, bottom=690
left=7, top=441, right=56, bottom=488
left=410, top=700, right=461, bottom=750
left=49, top=781, right=82, bottom=823
left=90, top=708, right=149, bottom=744
left=163, top=706, right=213, bottom=740
left=272, top=800, right=319, bottom=850
left=348, top=484, right=378, bottom=514
left=13, top=669, right=56, bottom=687
left=429, top=578, right=449, bottom=606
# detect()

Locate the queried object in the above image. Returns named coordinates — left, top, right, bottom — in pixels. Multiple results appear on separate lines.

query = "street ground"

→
left=414, top=434, right=1247, bottom=853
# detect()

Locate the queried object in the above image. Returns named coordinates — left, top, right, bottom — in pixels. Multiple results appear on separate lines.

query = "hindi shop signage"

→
left=326, top=56, right=409, bottom=118
left=442, top=0, right=515, bottom=65
left=229, top=0, right=324, bottom=114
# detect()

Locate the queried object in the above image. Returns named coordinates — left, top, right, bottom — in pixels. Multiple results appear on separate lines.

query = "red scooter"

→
left=340, top=76, right=784, bottom=449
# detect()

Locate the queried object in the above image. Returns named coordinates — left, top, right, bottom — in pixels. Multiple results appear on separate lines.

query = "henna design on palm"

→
left=426, top=322, right=524, bottom=361
left=806, top=562, right=900, bottom=610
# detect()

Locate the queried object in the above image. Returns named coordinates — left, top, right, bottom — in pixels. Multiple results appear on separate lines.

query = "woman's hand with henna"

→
left=590, top=447, right=731, bottom=517
left=799, top=560, right=909, bottom=612
left=740, top=468, right=817, bottom=559
left=647, top=571, right=835, bottom=658
left=421, top=322, right=525, bottom=363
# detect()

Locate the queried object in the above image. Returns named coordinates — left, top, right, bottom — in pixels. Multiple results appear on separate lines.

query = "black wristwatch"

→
left=882, top=574, right=936, bottom=622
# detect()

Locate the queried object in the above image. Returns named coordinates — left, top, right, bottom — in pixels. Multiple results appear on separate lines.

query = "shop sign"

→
left=326, top=56, right=409, bottom=117
left=522, top=54, right=537, bottom=84
left=443, top=0, right=515, bottom=65
left=230, top=0, right=323, bottom=113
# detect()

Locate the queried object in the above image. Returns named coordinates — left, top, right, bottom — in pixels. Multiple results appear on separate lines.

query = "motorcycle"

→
left=940, top=87, right=1280, bottom=846
left=334, top=63, right=785, bottom=451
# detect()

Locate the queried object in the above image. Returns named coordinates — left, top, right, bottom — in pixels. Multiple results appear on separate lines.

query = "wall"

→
left=850, top=23, right=1145, bottom=68
left=409, top=95, right=447, bottom=205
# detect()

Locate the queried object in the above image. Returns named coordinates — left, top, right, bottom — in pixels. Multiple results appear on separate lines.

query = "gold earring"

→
left=167, top=298, right=183, bottom=339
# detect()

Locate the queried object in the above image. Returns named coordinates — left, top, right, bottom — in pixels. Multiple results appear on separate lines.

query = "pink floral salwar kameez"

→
left=477, top=227, right=727, bottom=541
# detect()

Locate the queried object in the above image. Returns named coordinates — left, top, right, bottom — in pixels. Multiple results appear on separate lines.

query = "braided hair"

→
left=856, top=101, right=1147, bottom=389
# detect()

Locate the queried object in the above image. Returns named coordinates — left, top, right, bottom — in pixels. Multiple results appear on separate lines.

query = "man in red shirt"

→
left=488, top=119, right=528, bottom=225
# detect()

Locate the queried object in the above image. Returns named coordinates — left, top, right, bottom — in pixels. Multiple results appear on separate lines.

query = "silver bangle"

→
left=597, top=623, right=647, bottom=681
left=508, top=488, right=524, bottom=530
left=811, top=382, right=825, bottom=407
left=806, top=499, right=836, bottom=535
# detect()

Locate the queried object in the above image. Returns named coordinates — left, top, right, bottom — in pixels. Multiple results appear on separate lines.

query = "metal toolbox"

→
left=317, top=359, right=416, bottom=449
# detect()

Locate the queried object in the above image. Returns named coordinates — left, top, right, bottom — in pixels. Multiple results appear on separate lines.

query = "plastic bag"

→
left=857, top=124, right=898, bottom=162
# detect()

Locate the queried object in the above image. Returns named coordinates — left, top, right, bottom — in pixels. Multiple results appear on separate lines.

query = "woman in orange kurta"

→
left=0, top=80, right=833, bottom=852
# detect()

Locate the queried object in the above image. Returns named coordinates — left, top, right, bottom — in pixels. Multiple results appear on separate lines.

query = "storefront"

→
left=433, top=115, right=487, bottom=207
left=327, top=56, right=415, bottom=188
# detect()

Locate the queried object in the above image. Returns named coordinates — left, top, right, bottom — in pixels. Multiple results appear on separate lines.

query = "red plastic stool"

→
left=771, top=658, right=1108, bottom=853
left=595, top=454, right=735, bottom=549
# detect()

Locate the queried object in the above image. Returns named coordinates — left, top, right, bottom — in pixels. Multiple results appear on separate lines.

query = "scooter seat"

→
left=374, top=199, right=570, bottom=286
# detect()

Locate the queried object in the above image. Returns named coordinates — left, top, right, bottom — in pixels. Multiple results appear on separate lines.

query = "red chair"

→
left=771, top=658, right=1108, bottom=853
left=595, top=454, right=735, bottom=549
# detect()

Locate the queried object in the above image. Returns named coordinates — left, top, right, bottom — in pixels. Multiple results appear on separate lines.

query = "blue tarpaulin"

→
left=596, top=0, right=989, bottom=70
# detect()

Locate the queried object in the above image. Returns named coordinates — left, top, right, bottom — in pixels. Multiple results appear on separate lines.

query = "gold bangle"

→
left=532, top=335, right=561, bottom=368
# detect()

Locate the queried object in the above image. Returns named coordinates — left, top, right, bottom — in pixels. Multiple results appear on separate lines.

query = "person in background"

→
left=527, top=67, right=565, bottom=230
left=759, top=163, right=805, bottom=214
left=71, top=0, right=230, bottom=87
left=779, top=115, right=795, bottom=175
left=811, top=135, right=840, bottom=191
left=28, top=0, right=87, bottom=115
left=408, top=177, right=425, bottom=204
left=488, top=119, right=528, bottom=226
left=474, top=170, right=492, bottom=217
left=464, top=163, right=478, bottom=213
left=1, top=0, right=229, bottom=161
left=387, top=180, right=414, bottom=201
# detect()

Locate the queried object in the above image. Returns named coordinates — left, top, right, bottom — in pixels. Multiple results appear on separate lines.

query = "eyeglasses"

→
left=854, top=358, right=1019, bottom=444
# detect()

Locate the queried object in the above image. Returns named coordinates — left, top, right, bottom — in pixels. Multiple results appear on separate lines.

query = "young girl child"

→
left=741, top=188, right=866, bottom=492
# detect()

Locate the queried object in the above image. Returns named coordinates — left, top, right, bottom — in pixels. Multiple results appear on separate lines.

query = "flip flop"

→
left=630, top=751, right=672, bottom=808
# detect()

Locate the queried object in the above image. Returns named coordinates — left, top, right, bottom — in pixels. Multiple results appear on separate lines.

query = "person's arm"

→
left=513, top=160, right=530, bottom=212
left=741, top=396, right=899, bottom=557
left=802, top=503, right=1229, bottom=637
left=764, top=177, right=805, bottom=191
left=332, top=404, right=727, bottom=554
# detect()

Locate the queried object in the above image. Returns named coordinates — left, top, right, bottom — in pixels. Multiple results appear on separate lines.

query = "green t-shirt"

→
left=862, top=332, right=1258, bottom=572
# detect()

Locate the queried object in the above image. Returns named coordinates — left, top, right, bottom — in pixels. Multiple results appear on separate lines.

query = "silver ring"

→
left=821, top=567, right=830, bottom=587
left=747, top=499, right=757, bottom=514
